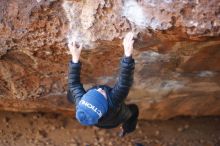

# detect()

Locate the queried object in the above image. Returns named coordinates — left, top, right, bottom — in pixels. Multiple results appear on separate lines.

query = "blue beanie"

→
left=76, top=89, right=108, bottom=126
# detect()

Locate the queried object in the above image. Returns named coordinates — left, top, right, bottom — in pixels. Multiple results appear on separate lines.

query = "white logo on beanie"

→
left=79, top=100, right=103, bottom=118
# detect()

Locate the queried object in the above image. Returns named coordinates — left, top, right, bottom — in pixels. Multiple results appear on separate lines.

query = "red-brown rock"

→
left=0, top=0, right=220, bottom=120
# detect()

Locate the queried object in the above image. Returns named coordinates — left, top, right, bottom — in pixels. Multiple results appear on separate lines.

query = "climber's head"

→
left=75, top=89, right=108, bottom=126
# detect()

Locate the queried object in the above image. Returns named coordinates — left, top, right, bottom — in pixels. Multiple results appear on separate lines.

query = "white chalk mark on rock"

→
left=62, top=0, right=94, bottom=49
left=138, top=51, right=170, bottom=63
left=197, top=71, right=215, bottom=77
left=123, top=0, right=149, bottom=28
left=160, top=80, right=184, bottom=91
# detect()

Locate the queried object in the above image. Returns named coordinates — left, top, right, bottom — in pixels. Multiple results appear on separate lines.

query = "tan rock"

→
left=0, top=0, right=220, bottom=120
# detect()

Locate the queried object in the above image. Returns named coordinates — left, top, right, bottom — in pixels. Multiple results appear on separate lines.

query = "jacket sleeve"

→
left=68, top=61, right=86, bottom=105
left=111, top=56, right=135, bottom=105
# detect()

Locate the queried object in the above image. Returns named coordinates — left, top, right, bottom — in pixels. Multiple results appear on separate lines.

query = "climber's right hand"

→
left=123, top=32, right=134, bottom=57
left=68, top=36, right=83, bottom=63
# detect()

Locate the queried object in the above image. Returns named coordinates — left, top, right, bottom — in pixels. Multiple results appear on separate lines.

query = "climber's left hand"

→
left=68, top=36, right=83, bottom=63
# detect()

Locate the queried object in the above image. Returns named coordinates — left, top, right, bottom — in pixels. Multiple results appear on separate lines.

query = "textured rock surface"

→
left=0, top=0, right=220, bottom=120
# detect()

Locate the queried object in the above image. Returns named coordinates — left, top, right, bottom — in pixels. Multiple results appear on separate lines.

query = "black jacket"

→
left=67, top=56, right=135, bottom=128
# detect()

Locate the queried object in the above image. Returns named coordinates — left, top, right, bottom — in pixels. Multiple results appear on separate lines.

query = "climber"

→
left=67, top=32, right=139, bottom=137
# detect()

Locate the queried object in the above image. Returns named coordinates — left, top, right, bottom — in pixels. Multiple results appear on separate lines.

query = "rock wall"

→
left=0, top=0, right=220, bottom=120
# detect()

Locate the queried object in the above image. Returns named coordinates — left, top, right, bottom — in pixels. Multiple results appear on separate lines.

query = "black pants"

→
left=122, top=104, right=139, bottom=133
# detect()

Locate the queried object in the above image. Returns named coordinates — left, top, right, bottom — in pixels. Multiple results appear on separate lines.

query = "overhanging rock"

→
left=0, top=0, right=220, bottom=120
